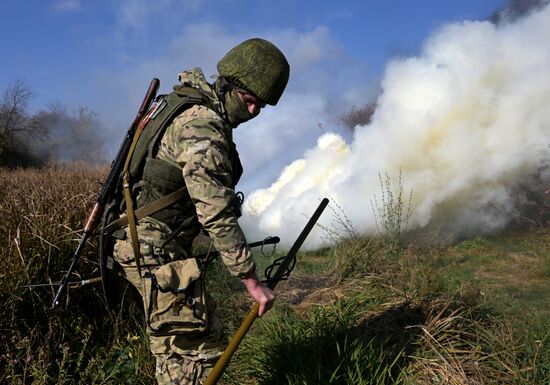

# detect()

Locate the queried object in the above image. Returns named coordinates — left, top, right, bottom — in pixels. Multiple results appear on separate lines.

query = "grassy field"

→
left=0, top=165, right=548, bottom=384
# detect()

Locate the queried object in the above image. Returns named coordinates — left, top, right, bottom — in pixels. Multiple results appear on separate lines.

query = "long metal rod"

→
left=18, top=276, right=102, bottom=288
left=204, top=198, right=329, bottom=385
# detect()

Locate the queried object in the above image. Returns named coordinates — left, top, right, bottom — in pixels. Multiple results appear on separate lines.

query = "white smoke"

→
left=242, top=4, right=550, bottom=248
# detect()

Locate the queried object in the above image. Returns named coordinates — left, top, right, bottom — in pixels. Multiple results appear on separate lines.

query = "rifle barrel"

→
left=51, top=231, right=90, bottom=308
left=50, top=78, right=159, bottom=309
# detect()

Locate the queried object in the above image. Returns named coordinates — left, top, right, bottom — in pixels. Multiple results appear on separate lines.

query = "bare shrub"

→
left=340, top=103, right=376, bottom=130
left=371, top=170, right=413, bottom=260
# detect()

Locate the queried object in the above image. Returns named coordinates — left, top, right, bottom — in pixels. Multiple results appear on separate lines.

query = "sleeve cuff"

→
left=219, top=243, right=256, bottom=278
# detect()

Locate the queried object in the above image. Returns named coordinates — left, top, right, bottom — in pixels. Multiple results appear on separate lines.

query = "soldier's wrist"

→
left=240, top=269, right=260, bottom=287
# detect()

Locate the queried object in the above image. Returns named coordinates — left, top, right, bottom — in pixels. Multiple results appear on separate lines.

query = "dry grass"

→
left=1, top=163, right=106, bottom=292
left=1, top=163, right=105, bottom=286
left=403, top=304, right=516, bottom=385
left=0, top=163, right=156, bottom=384
left=1, top=165, right=548, bottom=385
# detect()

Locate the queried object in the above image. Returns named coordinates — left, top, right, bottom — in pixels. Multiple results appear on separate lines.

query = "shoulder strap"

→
left=121, top=86, right=208, bottom=277
left=103, top=186, right=188, bottom=232
left=128, top=86, right=208, bottom=181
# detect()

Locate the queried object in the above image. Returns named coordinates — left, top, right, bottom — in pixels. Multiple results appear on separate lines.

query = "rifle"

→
left=204, top=198, right=329, bottom=385
left=21, top=237, right=277, bottom=290
left=198, top=236, right=280, bottom=264
left=51, top=78, right=160, bottom=309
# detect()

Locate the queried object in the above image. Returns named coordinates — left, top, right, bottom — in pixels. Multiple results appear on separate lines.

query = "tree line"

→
left=0, top=78, right=105, bottom=168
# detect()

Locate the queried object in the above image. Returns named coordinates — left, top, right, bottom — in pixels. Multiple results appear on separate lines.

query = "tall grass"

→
left=224, top=170, right=548, bottom=385
left=228, top=299, right=405, bottom=385
left=0, top=164, right=155, bottom=384
left=1, top=165, right=548, bottom=385
left=400, top=302, right=550, bottom=385
left=371, top=170, right=412, bottom=261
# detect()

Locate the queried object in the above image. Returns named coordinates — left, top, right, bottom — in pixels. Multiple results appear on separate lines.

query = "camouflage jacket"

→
left=137, top=68, right=254, bottom=278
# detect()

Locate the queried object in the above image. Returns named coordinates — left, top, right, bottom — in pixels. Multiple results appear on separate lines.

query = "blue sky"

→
left=5, top=0, right=550, bottom=245
left=1, top=0, right=507, bottom=114
left=0, top=0, right=512, bottom=190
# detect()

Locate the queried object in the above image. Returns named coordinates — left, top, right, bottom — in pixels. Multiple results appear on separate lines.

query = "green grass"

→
left=218, top=220, right=550, bottom=385
left=226, top=298, right=405, bottom=385
left=438, top=228, right=550, bottom=319
left=1, top=165, right=549, bottom=385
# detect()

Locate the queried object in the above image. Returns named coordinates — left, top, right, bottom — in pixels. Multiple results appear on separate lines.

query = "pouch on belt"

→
left=144, top=258, right=207, bottom=335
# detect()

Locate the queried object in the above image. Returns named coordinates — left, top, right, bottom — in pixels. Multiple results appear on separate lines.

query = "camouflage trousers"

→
left=113, top=226, right=225, bottom=385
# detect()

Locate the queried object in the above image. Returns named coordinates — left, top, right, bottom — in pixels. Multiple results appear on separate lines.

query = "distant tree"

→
left=0, top=78, right=48, bottom=141
left=0, top=79, right=105, bottom=167
left=0, top=79, right=48, bottom=167
left=489, top=0, right=547, bottom=23
left=35, top=103, right=105, bottom=163
left=339, top=103, right=377, bottom=131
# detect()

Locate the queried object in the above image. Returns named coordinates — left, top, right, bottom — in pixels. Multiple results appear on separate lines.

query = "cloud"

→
left=274, top=27, right=337, bottom=71
left=54, top=0, right=81, bottom=11
left=116, top=0, right=205, bottom=31
left=91, top=22, right=246, bottom=135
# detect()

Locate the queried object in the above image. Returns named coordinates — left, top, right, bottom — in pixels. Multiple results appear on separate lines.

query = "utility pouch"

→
left=144, top=258, right=208, bottom=335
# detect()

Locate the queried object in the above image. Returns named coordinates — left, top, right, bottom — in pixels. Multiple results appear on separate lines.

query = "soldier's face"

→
left=237, top=91, right=266, bottom=118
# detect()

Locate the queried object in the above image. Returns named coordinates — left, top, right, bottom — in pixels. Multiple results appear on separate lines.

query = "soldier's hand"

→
left=241, top=271, right=276, bottom=316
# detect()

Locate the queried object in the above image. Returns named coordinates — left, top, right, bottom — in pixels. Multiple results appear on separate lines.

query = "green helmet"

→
left=217, top=38, right=290, bottom=106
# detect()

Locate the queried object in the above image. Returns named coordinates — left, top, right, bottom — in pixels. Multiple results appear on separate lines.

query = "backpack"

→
left=99, top=85, right=213, bottom=309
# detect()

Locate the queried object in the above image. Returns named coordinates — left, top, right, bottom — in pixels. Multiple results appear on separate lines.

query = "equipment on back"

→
left=100, top=78, right=245, bottom=309
left=51, top=78, right=160, bottom=309
left=217, top=38, right=290, bottom=106
left=100, top=85, right=214, bottom=307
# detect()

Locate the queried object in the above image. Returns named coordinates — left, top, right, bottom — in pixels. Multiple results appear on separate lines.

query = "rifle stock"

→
left=51, top=78, right=160, bottom=309
left=204, top=198, right=329, bottom=385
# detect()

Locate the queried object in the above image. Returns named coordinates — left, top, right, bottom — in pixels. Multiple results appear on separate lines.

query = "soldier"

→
left=111, top=38, right=290, bottom=384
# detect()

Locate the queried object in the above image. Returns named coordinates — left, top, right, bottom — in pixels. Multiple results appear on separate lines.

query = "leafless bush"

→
left=339, top=103, right=376, bottom=130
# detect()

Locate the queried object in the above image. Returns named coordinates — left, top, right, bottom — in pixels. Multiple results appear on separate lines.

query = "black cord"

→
left=262, top=253, right=296, bottom=286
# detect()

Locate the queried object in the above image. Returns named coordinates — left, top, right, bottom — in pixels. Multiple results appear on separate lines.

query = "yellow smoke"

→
left=243, top=5, right=550, bottom=248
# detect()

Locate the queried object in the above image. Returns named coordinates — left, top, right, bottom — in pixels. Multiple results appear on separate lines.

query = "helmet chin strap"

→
left=214, top=76, right=233, bottom=122
left=215, top=77, right=233, bottom=104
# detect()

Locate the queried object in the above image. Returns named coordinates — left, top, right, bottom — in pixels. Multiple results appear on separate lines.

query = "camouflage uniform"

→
left=113, top=68, right=255, bottom=385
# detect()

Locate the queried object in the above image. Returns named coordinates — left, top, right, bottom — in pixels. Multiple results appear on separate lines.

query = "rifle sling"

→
left=104, top=186, right=188, bottom=233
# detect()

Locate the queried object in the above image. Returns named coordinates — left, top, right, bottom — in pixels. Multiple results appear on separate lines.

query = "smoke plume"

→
left=241, top=3, right=550, bottom=248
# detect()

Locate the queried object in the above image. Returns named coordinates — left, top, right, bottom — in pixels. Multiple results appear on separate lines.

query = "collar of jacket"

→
left=177, top=67, right=229, bottom=124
